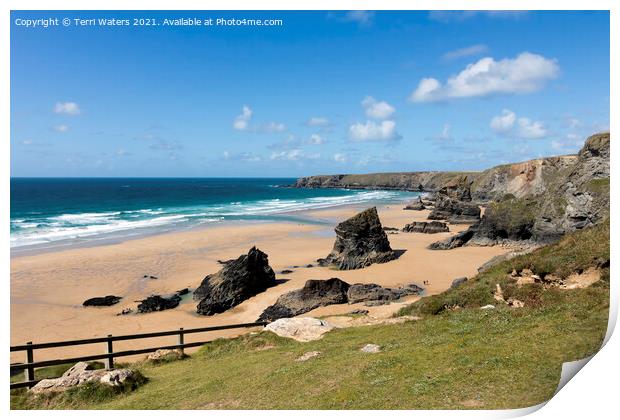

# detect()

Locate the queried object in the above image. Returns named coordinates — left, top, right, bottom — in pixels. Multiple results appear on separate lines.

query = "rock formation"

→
left=30, top=362, right=143, bottom=394
left=402, top=221, right=449, bottom=234
left=320, top=207, right=397, bottom=270
left=264, top=317, right=334, bottom=342
left=258, top=278, right=349, bottom=322
left=194, top=246, right=276, bottom=315
left=82, top=295, right=122, bottom=306
left=137, top=294, right=181, bottom=313
left=258, top=279, right=423, bottom=322
left=403, top=196, right=425, bottom=210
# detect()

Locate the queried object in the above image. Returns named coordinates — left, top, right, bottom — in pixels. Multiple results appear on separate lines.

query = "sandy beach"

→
left=10, top=203, right=510, bottom=363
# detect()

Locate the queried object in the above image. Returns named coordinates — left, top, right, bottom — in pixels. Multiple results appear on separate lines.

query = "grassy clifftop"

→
left=12, top=222, right=609, bottom=410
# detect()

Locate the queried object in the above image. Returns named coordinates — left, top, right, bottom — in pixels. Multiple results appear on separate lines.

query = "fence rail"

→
left=10, top=321, right=268, bottom=390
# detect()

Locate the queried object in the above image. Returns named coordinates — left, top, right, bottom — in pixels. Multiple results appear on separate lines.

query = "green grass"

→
left=11, top=223, right=609, bottom=410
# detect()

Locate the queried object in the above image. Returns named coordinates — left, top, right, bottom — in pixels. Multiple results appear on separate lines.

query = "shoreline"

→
left=10, top=201, right=511, bottom=363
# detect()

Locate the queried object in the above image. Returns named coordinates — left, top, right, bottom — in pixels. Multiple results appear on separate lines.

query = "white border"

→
left=2, top=1, right=616, bottom=419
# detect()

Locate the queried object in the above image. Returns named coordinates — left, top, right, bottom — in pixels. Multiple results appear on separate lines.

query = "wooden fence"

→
left=10, top=321, right=268, bottom=390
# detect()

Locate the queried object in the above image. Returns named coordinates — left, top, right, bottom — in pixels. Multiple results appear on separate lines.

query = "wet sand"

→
left=10, top=203, right=510, bottom=363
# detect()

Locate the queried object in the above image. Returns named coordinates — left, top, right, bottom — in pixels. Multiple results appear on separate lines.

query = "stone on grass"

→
left=264, top=317, right=334, bottom=342
left=295, top=351, right=321, bottom=362
left=361, top=344, right=381, bottom=353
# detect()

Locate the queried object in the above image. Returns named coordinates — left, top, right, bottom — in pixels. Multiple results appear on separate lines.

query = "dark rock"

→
left=347, top=283, right=400, bottom=303
left=404, top=196, right=425, bottom=211
left=438, top=175, right=473, bottom=201
left=383, top=227, right=399, bottom=232
left=321, top=207, right=397, bottom=270
left=116, top=308, right=133, bottom=316
left=280, top=269, right=294, bottom=274
left=194, top=247, right=276, bottom=316
left=137, top=295, right=181, bottom=313
left=450, top=277, right=468, bottom=289
left=364, top=300, right=390, bottom=307
left=428, top=226, right=477, bottom=250
left=257, top=278, right=350, bottom=322
left=176, top=288, right=190, bottom=296
left=402, top=221, right=449, bottom=234
left=428, top=194, right=480, bottom=221
left=217, top=259, right=236, bottom=265
left=83, top=295, right=122, bottom=307
left=306, top=264, right=314, bottom=268
left=348, top=309, right=369, bottom=315
left=149, top=275, right=158, bottom=279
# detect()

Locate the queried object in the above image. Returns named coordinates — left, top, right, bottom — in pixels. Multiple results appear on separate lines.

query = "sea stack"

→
left=194, top=246, right=276, bottom=315
left=320, top=207, right=397, bottom=270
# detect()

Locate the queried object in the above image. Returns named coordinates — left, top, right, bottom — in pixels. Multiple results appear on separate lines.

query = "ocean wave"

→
left=10, top=190, right=414, bottom=249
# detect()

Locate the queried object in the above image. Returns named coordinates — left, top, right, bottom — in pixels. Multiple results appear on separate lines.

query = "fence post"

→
left=104, top=335, right=114, bottom=370
left=178, top=328, right=185, bottom=355
left=25, top=342, right=34, bottom=388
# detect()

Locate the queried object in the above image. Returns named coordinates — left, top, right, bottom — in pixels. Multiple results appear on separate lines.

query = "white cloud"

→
left=429, top=11, right=528, bottom=23
left=517, top=118, right=547, bottom=139
left=344, top=11, right=374, bottom=26
left=22, top=139, right=33, bottom=145
left=410, top=52, right=559, bottom=102
left=333, top=153, right=347, bottom=163
left=308, top=134, right=324, bottom=145
left=490, top=109, right=547, bottom=139
left=306, top=117, right=330, bottom=127
left=362, top=96, right=395, bottom=120
left=233, top=105, right=253, bottom=131
left=270, top=149, right=320, bottom=161
left=223, top=151, right=262, bottom=162
left=442, top=44, right=488, bottom=61
left=349, top=120, right=401, bottom=143
left=490, top=109, right=517, bottom=133
left=53, top=124, right=68, bottom=133
left=54, top=101, right=80, bottom=115
left=261, top=122, right=286, bottom=133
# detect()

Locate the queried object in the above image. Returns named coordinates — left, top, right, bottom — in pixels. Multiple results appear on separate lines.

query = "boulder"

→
left=404, top=196, right=425, bottom=211
left=83, top=295, right=122, bottom=307
left=258, top=278, right=350, bottom=322
left=264, top=317, right=334, bottom=342
left=428, top=227, right=477, bottom=250
left=30, top=362, right=143, bottom=394
left=194, top=247, right=276, bottom=316
left=146, top=348, right=184, bottom=363
left=360, top=344, right=381, bottom=353
left=450, top=277, right=467, bottom=289
left=402, top=221, right=449, bottom=234
left=176, top=288, right=190, bottom=296
left=320, top=207, right=397, bottom=270
left=137, top=294, right=181, bottom=313
left=347, top=283, right=423, bottom=304
left=295, top=351, right=321, bottom=362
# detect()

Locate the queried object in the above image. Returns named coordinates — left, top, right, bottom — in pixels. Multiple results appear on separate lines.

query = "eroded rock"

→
left=194, top=247, right=276, bottom=316
left=320, top=207, right=397, bottom=270
left=264, top=317, right=334, bottom=342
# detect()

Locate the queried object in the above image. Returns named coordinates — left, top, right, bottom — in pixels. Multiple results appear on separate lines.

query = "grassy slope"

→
left=12, top=223, right=609, bottom=410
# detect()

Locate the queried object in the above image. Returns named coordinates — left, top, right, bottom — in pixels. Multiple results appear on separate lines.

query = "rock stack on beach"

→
left=194, top=246, right=277, bottom=315
left=319, top=207, right=397, bottom=270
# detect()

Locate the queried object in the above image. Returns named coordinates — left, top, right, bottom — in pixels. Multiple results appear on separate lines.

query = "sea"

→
left=10, top=178, right=419, bottom=253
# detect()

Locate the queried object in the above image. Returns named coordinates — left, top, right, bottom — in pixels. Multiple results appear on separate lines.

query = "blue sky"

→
left=10, top=10, right=610, bottom=177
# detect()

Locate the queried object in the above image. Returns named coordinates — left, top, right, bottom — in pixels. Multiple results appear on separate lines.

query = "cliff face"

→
left=469, top=132, right=610, bottom=244
left=294, top=133, right=610, bottom=211
left=294, top=172, right=479, bottom=192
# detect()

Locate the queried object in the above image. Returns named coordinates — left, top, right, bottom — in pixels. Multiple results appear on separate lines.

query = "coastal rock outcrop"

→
left=194, top=246, right=277, bottom=316
left=83, top=295, right=122, bottom=307
left=258, top=278, right=349, bottom=322
left=402, top=221, right=449, bottom=234
left=258, top=279, right=424, bottom=322
left=427, top=193, right=481, bottom=222
left=137, top=294, right=182, bottom=313
left=319, top=207, right=397, bottom=270
left=404, top=196, right=425, bottom=210
left=346, top=283, right=423, bottom=304
left=30, top=362, right=144, bottom=394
